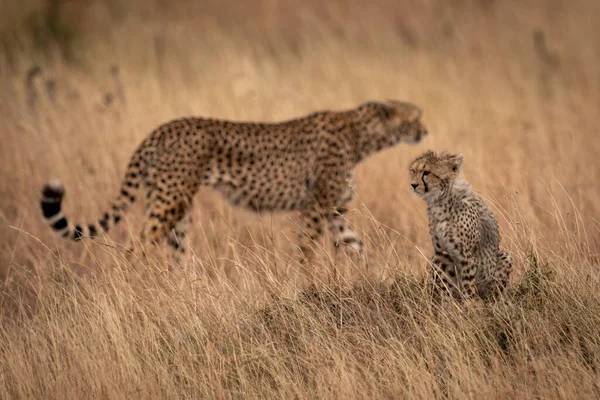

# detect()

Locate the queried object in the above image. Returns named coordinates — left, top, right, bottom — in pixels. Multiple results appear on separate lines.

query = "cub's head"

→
left=409, top=150, right=463, bottom=200
left=377, top=100, right=427, bottom=145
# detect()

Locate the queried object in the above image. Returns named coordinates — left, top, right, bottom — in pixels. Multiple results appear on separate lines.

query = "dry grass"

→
left=1, top=0, right=599, bottom=398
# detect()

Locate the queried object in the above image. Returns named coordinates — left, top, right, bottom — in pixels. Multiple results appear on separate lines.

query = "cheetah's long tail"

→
left=40, top=151, right=146, bottom=242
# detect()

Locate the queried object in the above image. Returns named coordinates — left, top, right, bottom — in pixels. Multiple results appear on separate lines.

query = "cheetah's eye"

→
left=422, top=170, right=430, bottom=176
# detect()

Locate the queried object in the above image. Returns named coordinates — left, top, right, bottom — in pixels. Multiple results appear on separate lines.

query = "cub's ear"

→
left=449, top=153, right=463, bottom=172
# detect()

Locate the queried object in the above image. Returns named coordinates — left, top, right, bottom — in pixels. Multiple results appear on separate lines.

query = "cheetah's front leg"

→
left=326, top=207, right=364, bottom=261
left=443, top=221, right=480, bottom=299
left=441, top=241, right=478, bottom=299
left=479, top=250, right=512, bottom=299
left=323, top=173, right=365, bottom=264
left=457, top=256, right=477, bottom=298
left=429, top=251, right=476, bottom=302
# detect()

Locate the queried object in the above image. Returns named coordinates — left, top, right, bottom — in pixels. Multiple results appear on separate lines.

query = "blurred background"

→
left=1, top=2, right=600, bottom=398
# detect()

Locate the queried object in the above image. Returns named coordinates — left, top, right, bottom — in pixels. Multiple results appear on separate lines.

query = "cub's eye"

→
left=409, top=169, right=415, bottom=175
left=422, top=171, right=430, bottom=176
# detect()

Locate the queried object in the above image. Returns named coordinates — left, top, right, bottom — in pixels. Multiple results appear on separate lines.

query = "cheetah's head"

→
left=379, top=100, right=428, bottom=145
left=409, top=150, right=463, bottom=201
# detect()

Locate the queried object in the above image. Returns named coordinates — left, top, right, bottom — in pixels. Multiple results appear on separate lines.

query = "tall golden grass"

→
left=1, top=0, right=599, bottom=398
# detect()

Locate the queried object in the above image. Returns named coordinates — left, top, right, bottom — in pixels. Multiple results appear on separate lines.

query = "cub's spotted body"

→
left=409, top=150, right=512, bottom=299
left=41, top=100, right=427, bottom=258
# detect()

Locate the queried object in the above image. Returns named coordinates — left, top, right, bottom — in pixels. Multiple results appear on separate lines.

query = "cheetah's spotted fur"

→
left=41, top=100, right=427, bottom=260
left=409, top=150, right=512, bottom=299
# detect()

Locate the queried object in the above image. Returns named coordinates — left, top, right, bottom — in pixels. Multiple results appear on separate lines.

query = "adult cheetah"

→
left=409, top=150, right=512, bottom=299
left=41, top=100, right=428, bottom=260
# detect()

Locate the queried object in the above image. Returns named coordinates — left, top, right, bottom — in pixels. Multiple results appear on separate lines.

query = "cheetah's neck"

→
left=426, top=177, right=477, bottom=210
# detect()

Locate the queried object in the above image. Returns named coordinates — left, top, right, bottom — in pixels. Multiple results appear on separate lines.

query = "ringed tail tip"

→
left=41, top=179, right=68, bottom=235
left=42, top=179, right=65, bottom=200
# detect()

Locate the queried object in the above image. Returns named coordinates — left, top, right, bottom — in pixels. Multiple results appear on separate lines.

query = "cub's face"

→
left=409, top=150, right=463, bottom=200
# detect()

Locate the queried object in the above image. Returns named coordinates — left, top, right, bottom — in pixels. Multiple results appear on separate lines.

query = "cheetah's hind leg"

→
left=136, top=190, right=193, bottom=267
left=167, top=210, right=193, bottom=268
left=296, top=207, right=326, bottom=268
left=484, top=250, right=512, bottom=300
left=429, top=251, right=461, bottom=302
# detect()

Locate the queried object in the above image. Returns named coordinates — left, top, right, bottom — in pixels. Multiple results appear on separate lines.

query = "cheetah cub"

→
left=409, top=150, right=512, bottom=299
left=41, top=100, right=427, bottom=261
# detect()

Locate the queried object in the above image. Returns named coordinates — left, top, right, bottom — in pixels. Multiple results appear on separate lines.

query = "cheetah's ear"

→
left=450, top=153, right=463, bottom=172
left=405, top=105, right=422, bottom=123
left=383, top=100, right=421, bottom=122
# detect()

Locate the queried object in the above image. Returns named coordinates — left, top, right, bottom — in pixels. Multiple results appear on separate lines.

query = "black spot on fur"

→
left=42, top=185, right=63, bottom=200
left=52, top=217, right=68, bottom=231
left=42, top=201, right=61, bottom=218
left=73, top=225, right=84, bottom=241
left=120, top=189, right=135, bottom=202
left=167, top=236, right=182, bottom=251
left=99, top=213, right=110, bottom=231
left=174, top=229, right=186, bottom=238
left=88, top=224, right=97, bottom=238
